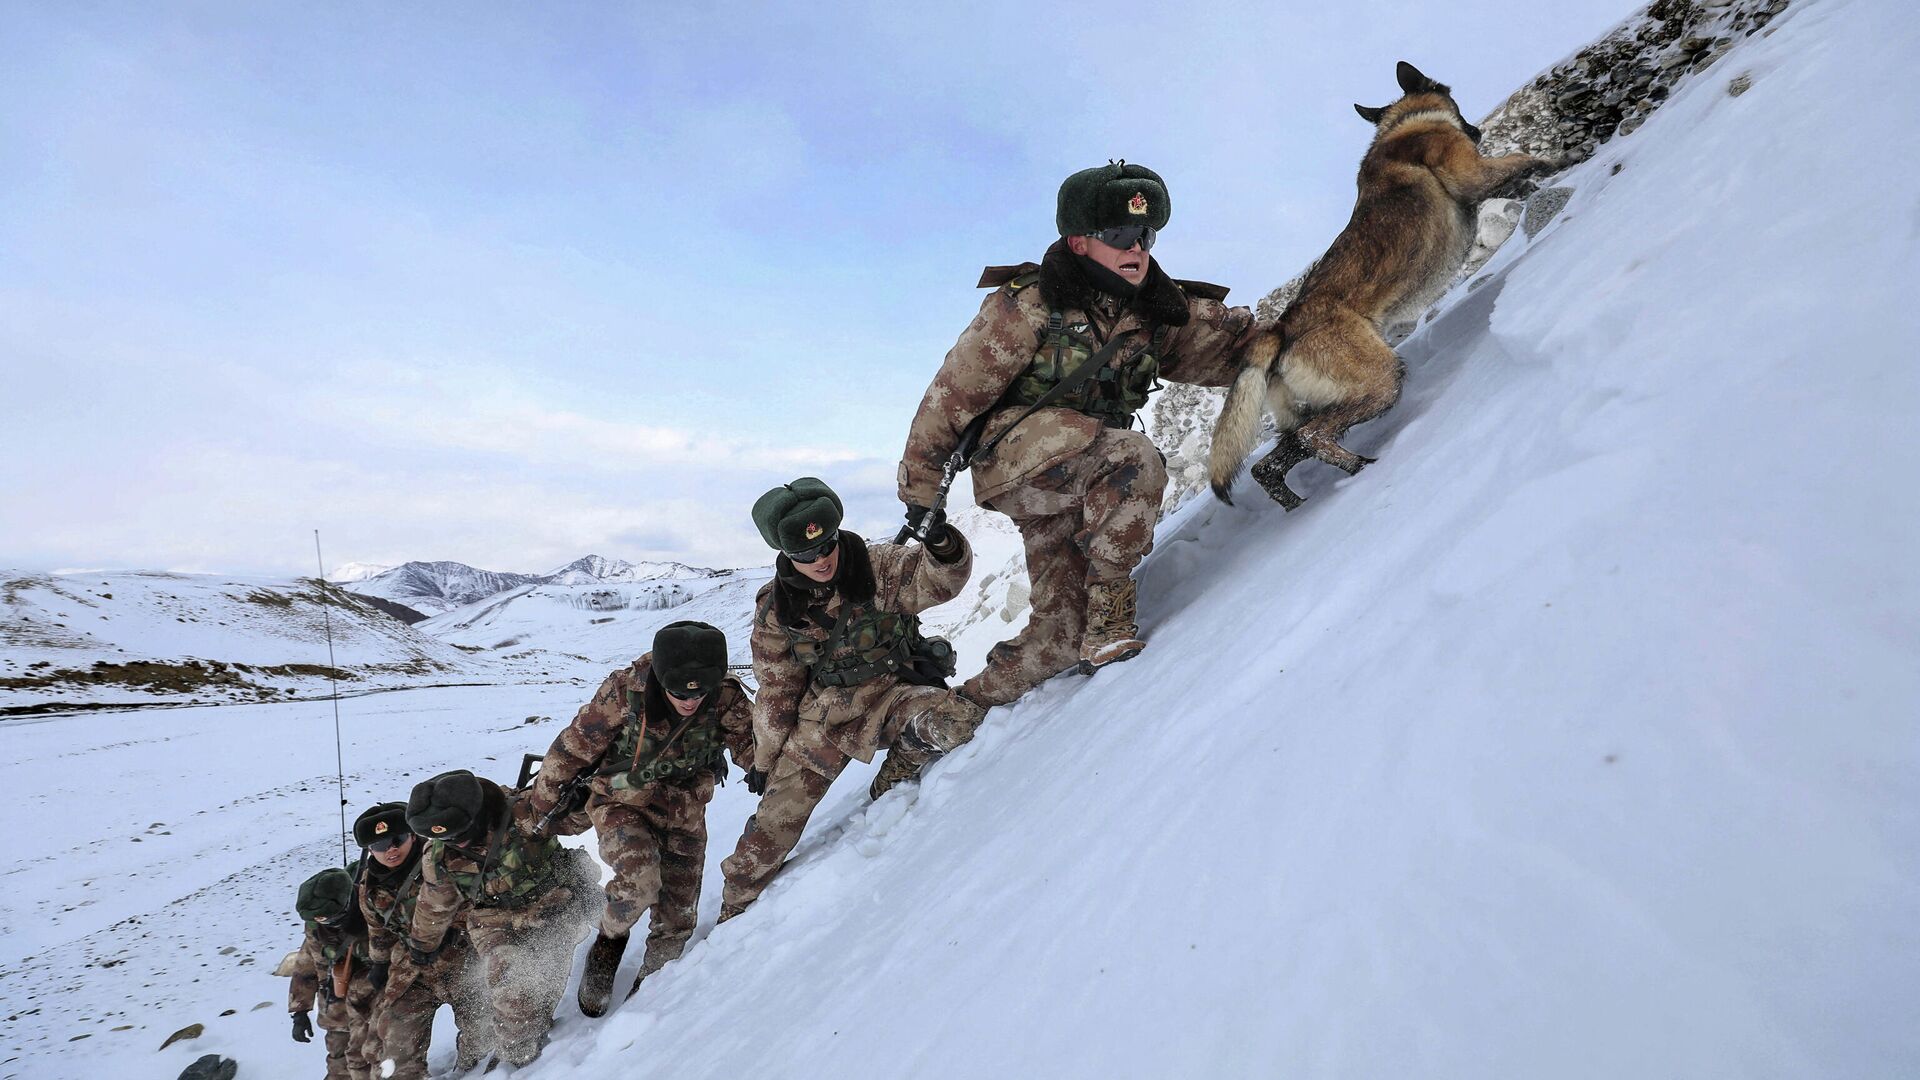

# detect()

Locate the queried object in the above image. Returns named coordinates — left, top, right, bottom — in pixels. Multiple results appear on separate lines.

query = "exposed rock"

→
left=158, top=1022, right=203, bottom=1050
left=1523, top=187, right=1576, bottom=238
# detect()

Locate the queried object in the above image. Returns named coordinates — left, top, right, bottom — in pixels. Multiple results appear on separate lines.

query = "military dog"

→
left=1209, top=61, right=1556, bottom=508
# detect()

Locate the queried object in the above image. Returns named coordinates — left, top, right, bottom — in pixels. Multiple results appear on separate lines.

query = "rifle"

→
left=895, top=412, right=988, bottom=543
left=894, top=332, right=1141, bottom=544
left=524, top=754, right=596, bottom=838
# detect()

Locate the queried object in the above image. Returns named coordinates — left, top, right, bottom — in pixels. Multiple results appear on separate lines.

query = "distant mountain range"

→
left=337, top=555, right=724, bottom=616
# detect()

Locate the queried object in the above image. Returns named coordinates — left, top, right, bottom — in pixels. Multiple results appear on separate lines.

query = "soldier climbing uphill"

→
left=717, top=477, right=980, bottom=919
left=898, top=161, right=1258, bottom=705
left=402, top=769, right=602, bottom=1068
left=351, top=802, right=494, bottom=1079
left=288, top=867, right=380, bottom=1080
left=524, top=620, right=755, bottom=1017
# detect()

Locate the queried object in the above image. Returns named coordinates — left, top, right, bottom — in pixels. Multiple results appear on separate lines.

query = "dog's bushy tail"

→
left=1208, top=330, right=1282, bottom=504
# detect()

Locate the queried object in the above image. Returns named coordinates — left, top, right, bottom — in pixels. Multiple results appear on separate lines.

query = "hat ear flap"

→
left=1354, top=103, right=1386, bottom=124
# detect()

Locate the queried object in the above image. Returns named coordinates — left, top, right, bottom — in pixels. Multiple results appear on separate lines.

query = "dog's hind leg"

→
left=1249, top=431, right=1311, bottom=510
left=1291, top=337, right=1403, bottom=476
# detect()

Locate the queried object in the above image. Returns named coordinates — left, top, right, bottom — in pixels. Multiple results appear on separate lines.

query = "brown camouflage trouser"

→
left=588, top=796, right=705, bottom=976
left=963, top=426, right=1167, bottom=706
left=720, top=685, right=981, bottom=912
left=316, top=971, right=378, bottom=1080
left=372, top=939, right=495, bottom=1080
left=467, top=874, right=601, bottom=1063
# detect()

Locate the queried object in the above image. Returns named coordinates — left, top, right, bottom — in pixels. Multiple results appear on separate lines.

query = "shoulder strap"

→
left=977, top=263, right=1041, bottom=289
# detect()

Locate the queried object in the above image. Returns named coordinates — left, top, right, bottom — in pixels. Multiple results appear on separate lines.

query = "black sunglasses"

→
left=366, top=834, right=406, bottom=853
left=665, top=685, right=706, bottom=702
left=1087, top=225, right=1156, bottom=251
left=786, top=535, right=839, bottom=565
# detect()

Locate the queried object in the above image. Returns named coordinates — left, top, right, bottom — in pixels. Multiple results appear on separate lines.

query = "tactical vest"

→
left=366, top=862, right=425, bottom=939
left=999, top=274, right=1168, bottom=428
left=786, top=600, right=919, bottom=688
left=605, top=688, right=728, bottom=791
left=439, top=822, right=560, bottom=910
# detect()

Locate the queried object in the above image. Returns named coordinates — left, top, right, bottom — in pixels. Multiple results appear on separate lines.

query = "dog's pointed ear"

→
left=1461, top=120, right=1483, bottom=143
left=1354, top=103, right=1386, bottom=124
left=1396, top=60, right=1436, bottom=95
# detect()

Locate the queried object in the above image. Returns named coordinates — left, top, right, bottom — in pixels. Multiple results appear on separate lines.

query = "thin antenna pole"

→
left=314, top=530, right=349, bottom=867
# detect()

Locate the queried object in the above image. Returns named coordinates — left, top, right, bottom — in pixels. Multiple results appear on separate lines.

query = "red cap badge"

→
left=1128, top=193, right=1149, bottom=216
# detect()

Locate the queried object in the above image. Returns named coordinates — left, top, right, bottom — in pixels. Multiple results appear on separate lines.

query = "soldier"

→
left=352, top=802, right=494, bottom=1079
left=402, top=769, right=603, bottom=1068
left=525, top=620, right=755, bottom=1017
left=717, top=477, right=980, bottom=919
left=288, top=866, right=379, bottom=1080
left=898, top=161, right=1258, bottom=705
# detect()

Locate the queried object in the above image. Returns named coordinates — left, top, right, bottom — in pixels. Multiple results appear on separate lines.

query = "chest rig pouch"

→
left=787, top=600, right=955, bottom=690
left=444, top=821, right=560, bottom=910
left=606, top=689, right=727, bottom=791
left=1002, top=304, right=1170, bottom=428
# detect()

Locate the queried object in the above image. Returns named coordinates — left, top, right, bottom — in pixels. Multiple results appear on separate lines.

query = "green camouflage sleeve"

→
left=872, top=534, right=973, bottom=616
left=404, top=846, right=464, bottom=955
left=718, top=679, right=756, bottom=769
left=288, top=929, right=322, bottom=1013
left=898, top=288, right=1044, bottom=505
left=530, top=667, right=630, bottom=816
left=1160, top=297, right=1258, bottom=388
left=749, top=588, right=806, bottom=775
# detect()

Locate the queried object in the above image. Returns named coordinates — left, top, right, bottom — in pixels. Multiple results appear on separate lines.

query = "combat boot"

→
left=869, top=694, right=986, bottom=800
left=868, top=749, right=922, bottom=801
left=1079, top=577, right=1145, bottom=672
left=576, top=931, right=628, bottom=1018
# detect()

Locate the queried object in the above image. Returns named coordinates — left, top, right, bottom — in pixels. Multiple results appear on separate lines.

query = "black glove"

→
left=290, top=1011, right=313, bottom=1043
left=406, top=941, right=442, bottom=967
left=902, top=503, right=946, bottom=539
left=922, top=521, right=964, bottom=563
left=710, top=758, right=728, bottom=787
left=744, top=768, right=768, bottom=796
left=367, top=960, right=389, bottom=992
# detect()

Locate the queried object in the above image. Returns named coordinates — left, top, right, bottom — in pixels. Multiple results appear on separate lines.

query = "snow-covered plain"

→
left=8, top=0, right=1918, bottom=1077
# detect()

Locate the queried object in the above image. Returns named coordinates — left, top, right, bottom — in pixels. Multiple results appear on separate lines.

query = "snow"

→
left=0, top=570, right=522, bottom=714
left=9, top=1, right=1920, bottom=1078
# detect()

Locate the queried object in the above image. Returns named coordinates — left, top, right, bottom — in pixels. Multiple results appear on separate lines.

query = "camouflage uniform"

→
left=719, top=534, right=975, bottom=912
left=527, top=655, right=754, bottom=975
left=288, top=921, right=378, bottom=1080
left=899, top=240, right=1256, bottom=704
left=360, top=854, right=494, bottom=1079
left=406, top=790, right=603, bottom=1065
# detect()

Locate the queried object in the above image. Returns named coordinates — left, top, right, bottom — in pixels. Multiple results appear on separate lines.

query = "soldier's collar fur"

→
left=1039, top=238, right=1192, bottom=327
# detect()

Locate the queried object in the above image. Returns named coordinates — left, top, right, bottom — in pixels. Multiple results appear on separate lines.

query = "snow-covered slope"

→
left=526, top=3, right=1915, bottom=1077
left=346, top=560, right=545, bottom=616
left=324, top=562, right=394, bottom=584
left=416, top=570, right=769, bottom=672
left=542, top=555, right=722, bottom=586
left=0, top=571, right=516, bottom=714
left=15, top=1, right=1919, bottom=1077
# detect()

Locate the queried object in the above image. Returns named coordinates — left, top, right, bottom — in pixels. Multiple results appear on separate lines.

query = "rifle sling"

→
left=964, top=330, right=1144, bottom=467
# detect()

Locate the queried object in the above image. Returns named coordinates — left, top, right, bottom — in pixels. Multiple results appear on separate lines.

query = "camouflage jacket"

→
left=287, top=921, right=371, bottom=1013
left=750, top=534, right=971, bottom=774
left=899, top=239, right=1257, bottom=507
left=406, top=788, right=564, bottom=954
left=528, top=655, right=755, bottom=818
left=358, top=851, right=465, bottom=965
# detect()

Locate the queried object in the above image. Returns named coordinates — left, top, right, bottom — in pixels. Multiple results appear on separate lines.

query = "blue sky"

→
left=0, top=1, right=1630, bottom=575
